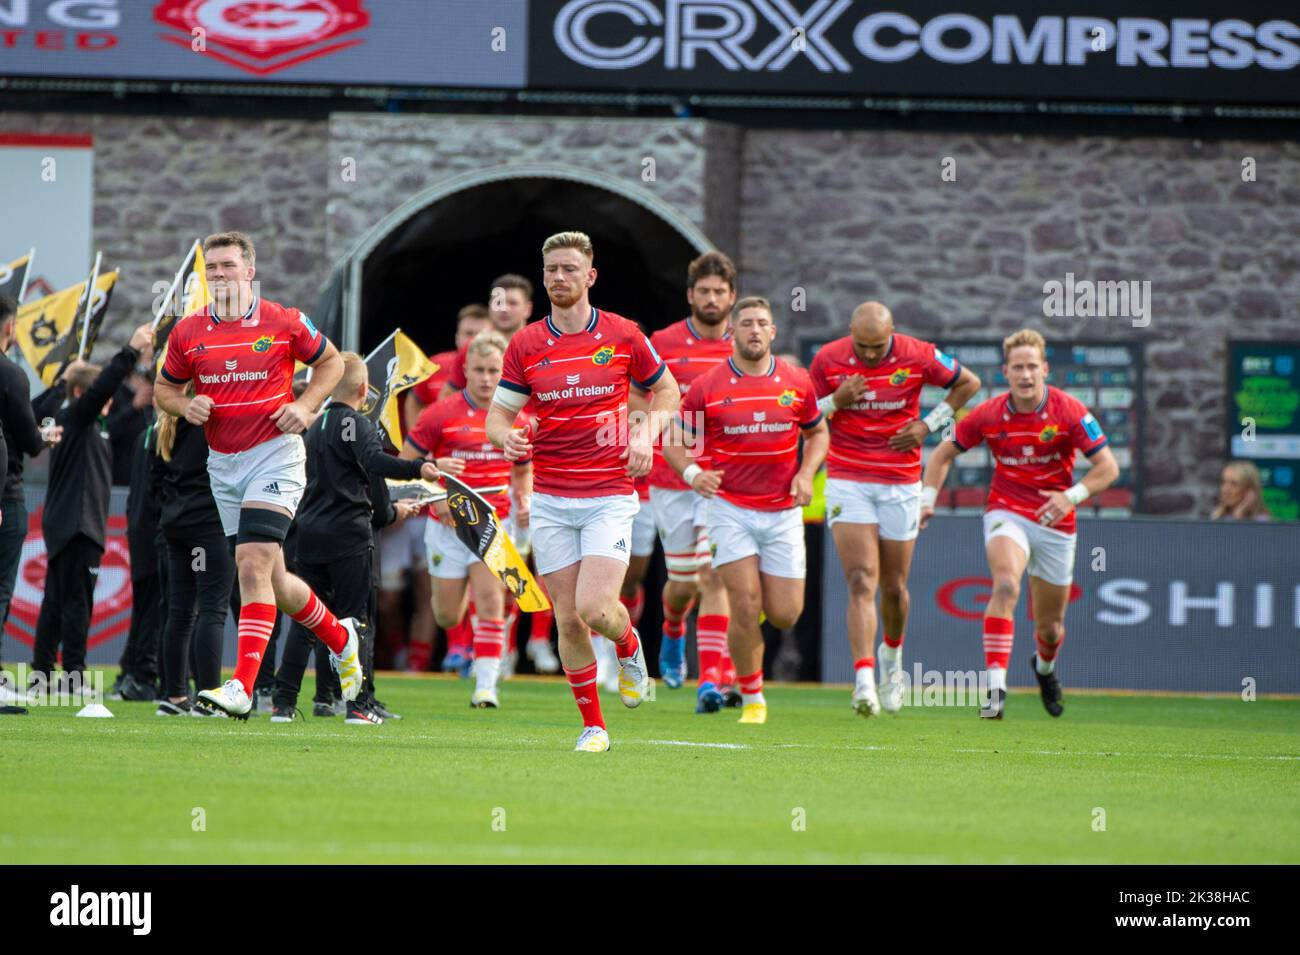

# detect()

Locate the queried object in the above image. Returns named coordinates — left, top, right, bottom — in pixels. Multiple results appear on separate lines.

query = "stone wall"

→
left=0, top=112, right=329, bottom=347
left=5, top=109, right=1296, bottom=516
left=324, top=114, right=727, bottom=263
left=740, top=130, right=1300, bottom=516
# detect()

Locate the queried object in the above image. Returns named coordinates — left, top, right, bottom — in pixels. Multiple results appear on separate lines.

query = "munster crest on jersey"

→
left=592, top=345, right=615, bottom=365
left=777, top=389, right=796, bottom=407
left=252, top=335, right=273, bottom=353
left=1039, top=424, right=1060, bottom=442
left=889, top=368, right=910, bottom=386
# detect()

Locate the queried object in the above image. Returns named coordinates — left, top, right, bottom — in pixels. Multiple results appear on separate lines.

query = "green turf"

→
left=3, top=671, right=1298, bottom=864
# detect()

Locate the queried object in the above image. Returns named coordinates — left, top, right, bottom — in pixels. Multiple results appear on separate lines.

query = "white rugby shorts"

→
left=531, top=492, right=639, bottom=576
left=422, top=517, right=476, bottom=580
left=206, top=433, right=306, bottom=539
left=631, top=496, right=656, bottom=558
left=825, top=478, right=922, bottom=541
left=707, top=495, right=806, bottom=579
left=649, top=486, right=712, bottom=581
left=982, top=508, right=1078, bottom=586
left=379, top=514, right=430, bottom=589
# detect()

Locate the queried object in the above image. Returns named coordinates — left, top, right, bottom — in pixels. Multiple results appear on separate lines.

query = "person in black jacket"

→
left=153, top=403, right=236, bottom=716
left=113, top=408, right=163, bottom=702
left=0, top=295, right=62, bottom=672
left=30, top=324, right=152, bottom=685
left=270, top=352, right=434, bottom=724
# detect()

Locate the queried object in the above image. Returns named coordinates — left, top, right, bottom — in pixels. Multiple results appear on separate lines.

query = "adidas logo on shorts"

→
left=262, top=481, right=281, bottom=495
left=614, top=538, right=627, bottom=553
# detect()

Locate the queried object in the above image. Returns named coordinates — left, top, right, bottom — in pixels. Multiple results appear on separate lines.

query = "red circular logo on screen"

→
left=154, top=1, right=370, bottom=74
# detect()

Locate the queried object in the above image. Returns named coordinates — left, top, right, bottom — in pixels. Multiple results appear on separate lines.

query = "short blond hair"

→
left=204, top=231, right=256, bottom=268
left=467, top=329, right=509, bottom=360
left=542, top=231, right=594, bottom=261
left=333, top=351, right=367, bottom=399
left=1003, top=328, right=1047, bottom=361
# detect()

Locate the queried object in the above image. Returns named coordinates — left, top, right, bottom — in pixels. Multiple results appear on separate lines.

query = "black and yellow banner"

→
left=15, top=269, right=119, bottom=386
left=442, top=474, right=549, bottom=612
left=153, top=240, right=210, bottom=374
left=0, top=250, right=34, bottom=303
left=362, top=329, right=438, bottom=452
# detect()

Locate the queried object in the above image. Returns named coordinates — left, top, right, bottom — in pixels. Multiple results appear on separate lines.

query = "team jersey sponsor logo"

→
left=198, top=368, right=271, bottom=385
left=252, top=335, right=273, bottom=352
left=935, top=348, right=957, bottom=370
left=1081, top=412, right=1104, bottom=441
left=224, top=359, right=238, bottom=371
left=535, top=382, right=617, bottom=402
left=889, top=368, right=911, bottom=386
left=1039, top=424, right=1060, bottom=442
left=592, top=345, right=615, bottom=365
left=195, top=343, right=207, bottom=354
left=723, top=420, right=793, bottom=436
left=777, top=389, right=796, bottom=407
left=566, top=374, right=581, bottom=385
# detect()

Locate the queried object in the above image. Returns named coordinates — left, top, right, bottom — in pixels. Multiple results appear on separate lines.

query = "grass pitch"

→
left=3, top=671, right=1298, bottom=864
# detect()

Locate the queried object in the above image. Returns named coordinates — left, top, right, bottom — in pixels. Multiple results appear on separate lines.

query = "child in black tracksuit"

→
left=30, top=324, right=152, bottom=685
left=271, top=353, right=435, bottom=723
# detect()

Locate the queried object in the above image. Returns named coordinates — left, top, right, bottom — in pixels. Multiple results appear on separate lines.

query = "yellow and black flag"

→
left=152, top=240, right=210, bottom=374
left=362, top=329, right=438, bottom=452
left=15, top=268, right=119, bottom=386
left=0, top=249, right=34, bottom=303
left=442, top=474, right=550, bottom=612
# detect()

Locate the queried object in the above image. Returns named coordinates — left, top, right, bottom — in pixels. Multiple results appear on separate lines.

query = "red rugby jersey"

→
left=408, top=390, right=524, bottom=520
left=809, top=333, right=961, bottom=484
left=161, top=297, right=326, bottom=455
left=953, top=386, right=1108, bottom=535
left=680, top=356, right=822, bottom=512
left=497, top=308, right=665, bottom=498
left=412, top=347, right=461, bottom=406
left=647, top=317, right=733, bottom=490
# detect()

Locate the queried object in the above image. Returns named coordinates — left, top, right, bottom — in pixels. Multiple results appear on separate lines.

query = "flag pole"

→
left=17, top=247, right=34, bottom=304
left=363, top=328, right=400, bottom=362
left=151, top=240, right=197, bottom=332
left=76, top=251, right=102, bottom=361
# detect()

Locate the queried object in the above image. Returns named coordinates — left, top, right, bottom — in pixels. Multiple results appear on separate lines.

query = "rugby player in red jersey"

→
left=402, top=330, right=532, bottom=709
left=485, top=232, right=679, bottom=753
left=810, top=303, right=980, bottom=717
left=641, top=252, right=738, bottom=712
left=663, top=296, right=829, bottom=725
left=154, top=231, right=366, bottom=718
left=920, top=329, right=1118, bottom=719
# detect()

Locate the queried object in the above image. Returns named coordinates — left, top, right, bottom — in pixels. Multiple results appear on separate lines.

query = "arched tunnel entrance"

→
left=349, top=168, right=714, bottom=358
left=340, top=166, right=745, bottom=678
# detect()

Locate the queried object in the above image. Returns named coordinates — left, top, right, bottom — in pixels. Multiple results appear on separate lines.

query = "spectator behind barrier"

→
left=1211, top=461, right=1271, bottom=521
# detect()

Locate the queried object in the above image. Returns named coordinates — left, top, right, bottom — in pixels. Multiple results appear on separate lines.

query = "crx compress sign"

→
left=531, top=0, right=1300, bottom=103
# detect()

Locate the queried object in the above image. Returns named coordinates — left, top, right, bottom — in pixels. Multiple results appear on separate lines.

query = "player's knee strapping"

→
left=236, top=508, right=293, bottom=545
